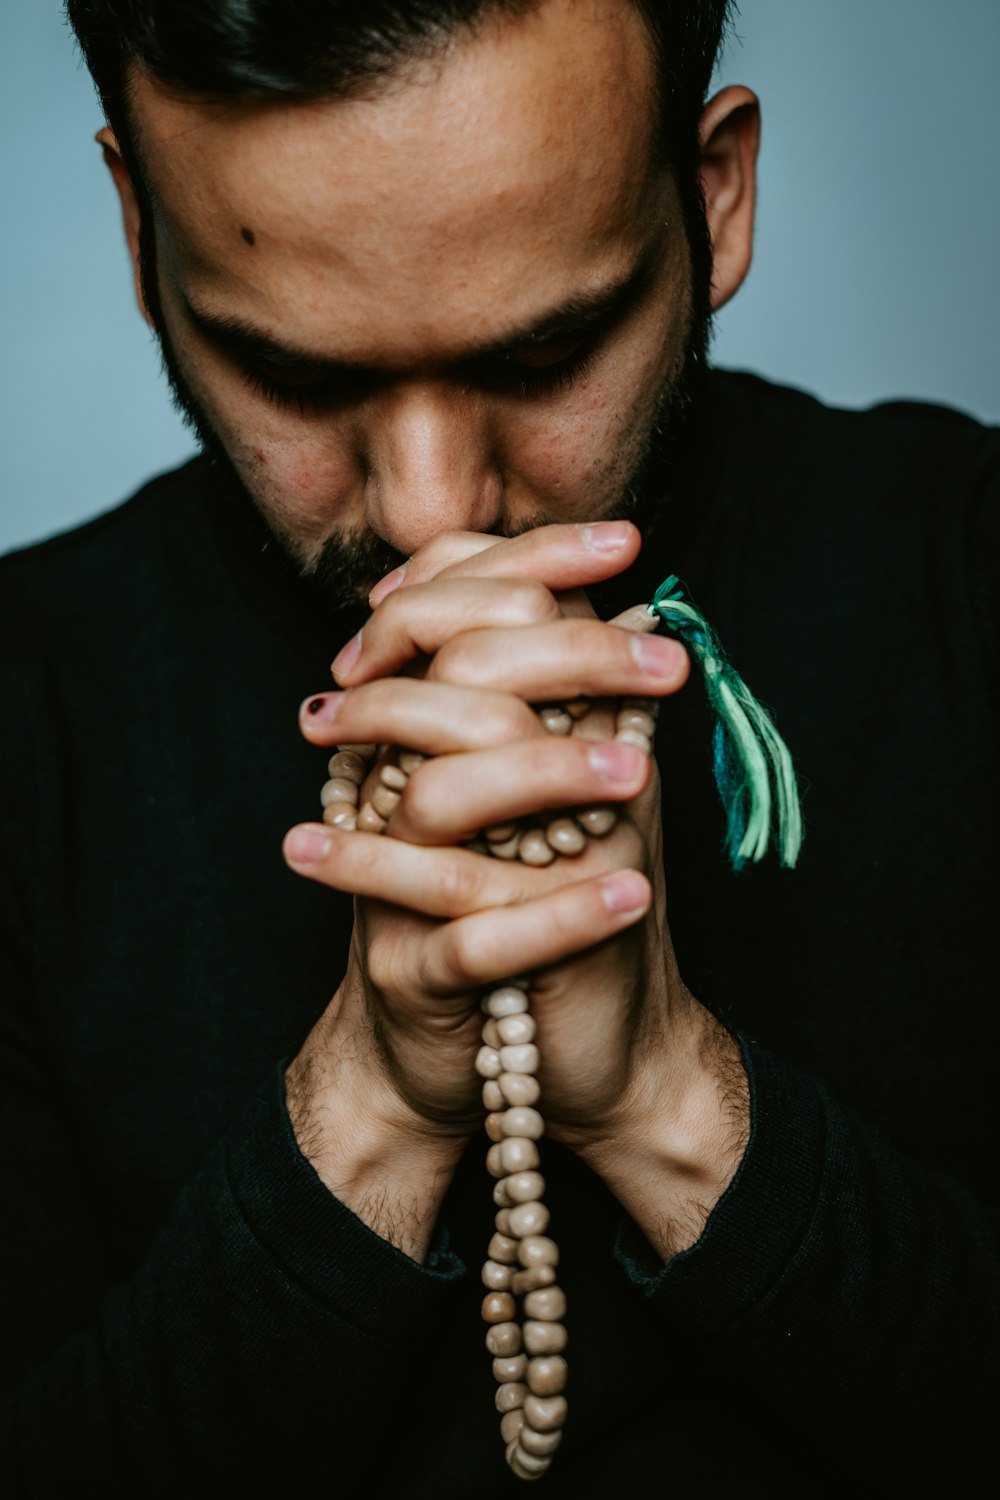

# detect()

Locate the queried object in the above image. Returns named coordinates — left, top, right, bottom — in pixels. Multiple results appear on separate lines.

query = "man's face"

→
left=127, top=0, right=699, bottom=597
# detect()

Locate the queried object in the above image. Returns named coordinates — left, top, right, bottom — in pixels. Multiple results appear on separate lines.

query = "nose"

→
left=362, top=381, right=502, bottom=556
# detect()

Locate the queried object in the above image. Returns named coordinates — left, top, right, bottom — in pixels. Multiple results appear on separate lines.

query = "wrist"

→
left=286, top=1022, right=470, bottom=1264
left=573, top=1003, right=749, bottom=1261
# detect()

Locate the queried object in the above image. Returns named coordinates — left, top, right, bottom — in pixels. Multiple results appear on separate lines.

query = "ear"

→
left=697, top=86, right=761, bottom=313
left=97, top=126, right=154, bottom=327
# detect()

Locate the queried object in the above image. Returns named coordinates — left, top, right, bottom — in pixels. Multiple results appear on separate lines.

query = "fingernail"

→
left=580, top=521, right=632, bottom=553
left=300, top=692, right=344, bottom=721
left=600, top=869, right=649, bottom=914
left=369, top=563, right=407, bottom=606
left=284, top=825, right=332, bottom=864
left=630, top=634, right=685, bottom=679
left=331, top=629, right=363, bottom=681
left=588, top=741, right=645, bottom=783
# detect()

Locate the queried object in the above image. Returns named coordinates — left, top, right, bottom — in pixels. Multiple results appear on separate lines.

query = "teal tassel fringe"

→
left=648, top=576, right=803, bottom=870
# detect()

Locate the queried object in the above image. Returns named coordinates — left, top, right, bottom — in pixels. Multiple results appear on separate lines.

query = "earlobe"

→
left=96, top=127, right=154, bottom=327
left=697, top=86, right=761, bottom=313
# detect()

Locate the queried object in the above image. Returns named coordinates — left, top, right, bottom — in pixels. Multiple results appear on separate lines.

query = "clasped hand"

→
left=283, top=521, right=744, bottom=1261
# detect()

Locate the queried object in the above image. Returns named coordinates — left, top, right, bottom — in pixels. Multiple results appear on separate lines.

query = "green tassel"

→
left=648, top=576, right=803, bottom=870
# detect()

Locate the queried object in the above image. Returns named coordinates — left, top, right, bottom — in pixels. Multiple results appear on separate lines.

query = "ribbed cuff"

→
left=614, top=1036, right=826, bottom=1330
left=223, top=1062, right=465, bottom=1341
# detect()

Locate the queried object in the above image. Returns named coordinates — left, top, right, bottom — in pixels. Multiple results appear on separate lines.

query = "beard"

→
left=138, top=195, right=713, bottom=616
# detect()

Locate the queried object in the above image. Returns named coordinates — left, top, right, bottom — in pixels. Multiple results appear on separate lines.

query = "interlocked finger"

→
left=334, top=577, right=562, bottom=686
left=301, top=679, right=543, bottom=755
left=387, top=737, right=649, bottom=846
left=283, top=824, right=541, bottom=917
left=416, top=866, right=652, bottom=997
left=429, top=616, right=688, bottom=701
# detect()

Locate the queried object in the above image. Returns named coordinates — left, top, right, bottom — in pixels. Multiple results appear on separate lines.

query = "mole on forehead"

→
left=240, top=226, right=256, bottom=246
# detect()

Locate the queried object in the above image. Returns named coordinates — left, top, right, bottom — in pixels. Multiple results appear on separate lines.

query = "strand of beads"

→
left=315, top=603, right=660, bottom=1481
left=477, top=979, right=568, bottom=1481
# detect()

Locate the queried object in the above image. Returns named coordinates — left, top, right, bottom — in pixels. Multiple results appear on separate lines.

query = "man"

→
left=1, top=1, right=995, bottom=1494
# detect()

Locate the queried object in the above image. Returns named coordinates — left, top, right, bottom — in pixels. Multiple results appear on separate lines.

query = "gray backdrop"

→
left=2, top=2, right=998, bottom=554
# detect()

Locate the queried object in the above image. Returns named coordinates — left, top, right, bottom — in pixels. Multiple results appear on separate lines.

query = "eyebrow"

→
left=180, top=245, right=658, bottom=379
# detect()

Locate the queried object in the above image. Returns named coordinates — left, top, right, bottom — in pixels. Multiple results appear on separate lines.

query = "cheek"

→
left=504, top=386, right=650, bottom=508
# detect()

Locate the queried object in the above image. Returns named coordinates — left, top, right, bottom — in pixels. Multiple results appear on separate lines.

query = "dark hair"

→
left=66, top=1, right=734, bottom=171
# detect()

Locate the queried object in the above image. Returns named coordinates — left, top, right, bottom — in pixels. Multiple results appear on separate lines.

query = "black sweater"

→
left=1, top=372, right=997, bottom=1496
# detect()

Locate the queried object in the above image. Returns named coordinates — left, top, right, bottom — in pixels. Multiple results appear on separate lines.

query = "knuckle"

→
left=511, top=578, right=559, bottom=624
left=444, top=922, right=487, bottom=985
left=397, top=767, right=436, bottom=831
left=436, top=852, right=484, bottom=912
left=427, top=634, right=474, bottom=684
left=479, top=696, right=538, bottom=747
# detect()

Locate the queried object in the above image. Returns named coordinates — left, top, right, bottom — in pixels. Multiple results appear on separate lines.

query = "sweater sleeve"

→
left=0, top=1045, right=464, bottom=1497
left=614, top=1037, right=999, bottom=1487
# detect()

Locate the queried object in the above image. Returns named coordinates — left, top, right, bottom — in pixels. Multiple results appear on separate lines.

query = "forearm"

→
left=575, top=1001, right=749, bottom=1260
left=285, top=1008, right=469, bottom=1264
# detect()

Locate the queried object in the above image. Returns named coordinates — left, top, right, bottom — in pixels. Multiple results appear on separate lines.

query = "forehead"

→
left=131, top=0, right=668, bottom=360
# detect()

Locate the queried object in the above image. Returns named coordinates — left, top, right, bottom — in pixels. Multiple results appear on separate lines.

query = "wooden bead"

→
left=475, top=1046, right=502, bottom=1079
left=343, top=742, right=378, bottom=759
left=379, top=763, right=408, bottom=791
left=507, top=1200, right=550, bottom=1237
left=523, top=1394, right=568, bottom=1432
left=499, top=1072, right=541, bottom=1107
left=509, top=1443, right=551, bottom=1478
left=327, top=750, right=367, bottom=783
left=519, top=1425, right=563, bottom=1457
left=320, top=777, right=360, bottom=807
left=500, top=1408, right=525, bottom=1444
left=486, top=1143, right=507, bottom=1179
left=482, top=1079, right=504, bottom=1111
left=518, top=829, right=556, bottom=866
left=485, top=1321, right=522, bottom=1356
left=545, top=818, right=587, bottom=855
left=527, top=1355, right=567, bottom=1396
left=494, top=1208, right=515, bottom=1237
left=488, top=1231, right=520, bottom=1265
left=506, top=1170, right=546, bottom=1204
left=511, top=1265, right=556, bottom=1295
left=496, top=1013, right=536, bottom=1047
left=356, top=804, right=387, bottom=834
left=499, top=1043, right=540, bottom=1075
left=500, top=1106, right=544, bottom=1140
left=482, top=1018, right=503, bottom=1050
left=484, top=987, right=530, bottom=1018
left=616, top=707, right=656, bottom=738
left=539, top=706, right=573, bottom=736
left=370, top=784, right=401, bottom=819
left=485, top=822, right=519, bottom=843
left=495, top=1381, right=527, bottom=1414
left=523, top=1286, right=566, bottom=1322
left=398, top=750, right=426, bottom=775
left=493, top=1178, right=515, bottom=1208
left=577, top=805, right=617, bottom=836
left=482, top=1259, right=513, bottom=1290
left=523, top=1320, right=567, bottom=1355
left=322, top=805, right=357, bottom=830
left=494, top=1350, right=530, bottom=1380
left=518, top=1235, right=559, bottom=1269
left=499, top=1137, right=540, bottom=1174
left=488, top=833, right=522, bottom=859
left=482, top=1291, right=516, bottom=1324
left=614, top=726, right=652, bottom=754
left=622, top=697, right=659, bottom=718
left=484, top=1109, right=506, bottom=1141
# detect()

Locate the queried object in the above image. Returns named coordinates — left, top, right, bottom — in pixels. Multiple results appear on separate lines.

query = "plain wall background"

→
left=2, top=1, right=998, bottom=554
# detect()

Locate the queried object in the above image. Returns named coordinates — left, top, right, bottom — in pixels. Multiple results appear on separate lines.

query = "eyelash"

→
left=240, top=336, right=598, bottom=412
